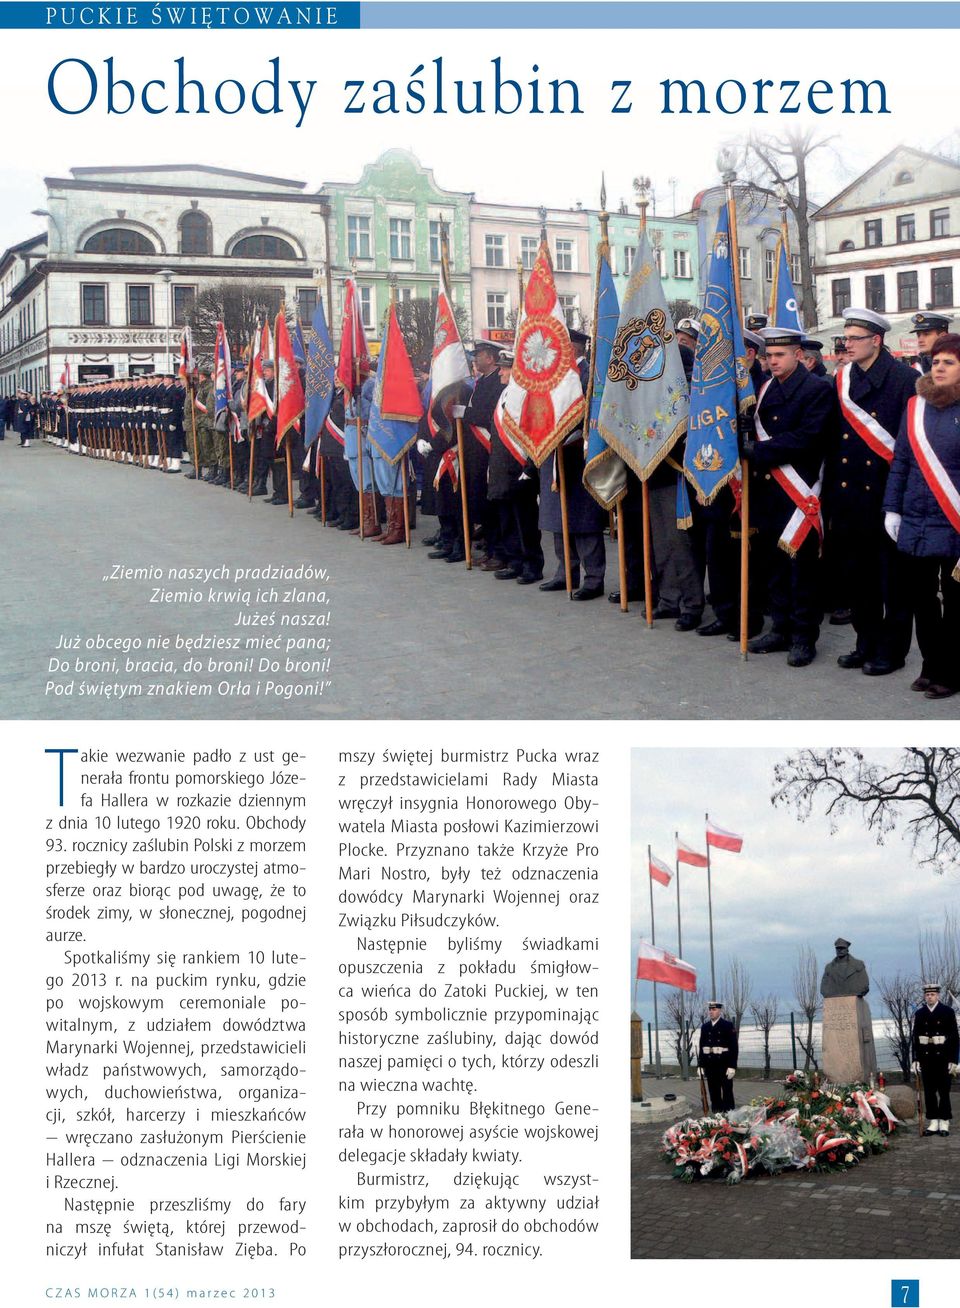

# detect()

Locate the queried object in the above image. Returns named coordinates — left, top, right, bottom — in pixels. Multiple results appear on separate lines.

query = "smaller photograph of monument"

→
left=629, top=746, right=960, bottom=1260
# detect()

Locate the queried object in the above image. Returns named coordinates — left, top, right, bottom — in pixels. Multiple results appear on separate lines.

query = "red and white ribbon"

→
left=907, top=395, right=960, bottom=582
left=434, top=447, right=459, bottom=492
left=755, top=380, right=824, bottom=556
left=836, top=363, right=896, bottom=463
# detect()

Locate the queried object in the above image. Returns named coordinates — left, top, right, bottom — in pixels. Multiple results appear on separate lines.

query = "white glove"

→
left=725, top=1067, right=736, bottom=1080
left=949, top=1063, right=959, bottom=1075
left=697, top=1067, right=704, bottom=1079
left=884, top=511, right=902, bottom=543
left=417, top=439, right=431, bottom=456
left=519, top=473, right=530, bottom=482
left=451, top=404, right=466, bottom=420
left=301, top=453, right=310, bottom=471
left=911, top=1061, right=921, bottom=1074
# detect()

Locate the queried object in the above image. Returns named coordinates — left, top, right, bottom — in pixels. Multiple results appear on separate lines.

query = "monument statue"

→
left=820, top=937, right=870, bottom=999
left=820, top=937, right=876, bottom=1082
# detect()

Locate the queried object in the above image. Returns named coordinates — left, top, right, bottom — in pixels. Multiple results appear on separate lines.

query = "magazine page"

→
left=1, top=1, right=957, bottom=1304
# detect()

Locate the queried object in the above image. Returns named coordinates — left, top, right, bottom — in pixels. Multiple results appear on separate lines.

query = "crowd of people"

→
left=5, top=306, right=960, bottom=701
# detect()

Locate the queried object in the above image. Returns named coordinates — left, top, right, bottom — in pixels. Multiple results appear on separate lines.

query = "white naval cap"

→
left=759, top=326, right=803, bottom=347
left=842, top=307, right=890, bottom=335
left=743, top=329, right=765, bottom=352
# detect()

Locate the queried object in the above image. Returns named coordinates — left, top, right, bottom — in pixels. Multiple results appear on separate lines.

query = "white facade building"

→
left=0, top=164, right=327, bottom=397
left=813, top=146, right=960, bottom=353
left=469, top=201, right=591, bottom=347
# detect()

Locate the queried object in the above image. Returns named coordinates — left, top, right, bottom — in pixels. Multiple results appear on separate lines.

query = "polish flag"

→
left=636, top=941, right=697, bottom=992
left=706, top=819, right=744, bottom=853
left=649, top=854, right=672, bottom=887
left=677, top=838, right=708, bottom=868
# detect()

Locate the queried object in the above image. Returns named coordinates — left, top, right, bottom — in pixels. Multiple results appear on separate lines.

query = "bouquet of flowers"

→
left=661, top=1074, right=899, bottom=1185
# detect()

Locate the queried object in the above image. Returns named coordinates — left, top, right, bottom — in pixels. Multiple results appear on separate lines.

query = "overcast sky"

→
left=0, top=26, right=946, bottom=257
left=630, top=748, right=960, bottom=1024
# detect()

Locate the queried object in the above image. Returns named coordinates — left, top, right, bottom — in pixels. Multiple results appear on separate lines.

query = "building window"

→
left=558, top=295, right=579, bottom=329
left=831, top=278, right=851, bottom=317
left=839, top=239, right=855, bottom=252
left=737, top=247, right=751, bottom=280
left=555, top=239, right=574, bottom=272
left=178, top=211, right=211, bottom=255
left=358, top=286, right=374, bottom=331
left=674, top=249, right=692, bottom=279
left=623, top=245, right=636, bottom=275
left=347, top=215, right=371, bottom=260
left=764, top=249, right=775, bottom=282
left=931, top=266, right=954, bottom=308
left=172, top=285, right=196, bottom=326
left=895, top=169, right=914, bottom=185
left=864, top=219, right=883, bottom=247
left=231, top=234, right=298, bottom=260
left=81, top=284, right=107, bottom=325
left=398, top=287, right=414, bottom=304
left=485, top=235, right=506, bottom=268
left=791, top=254, right=802, bottom=285
left=521, top=236, right=538, bottom=271
left=897, top=271, right=919, bottom=311
left=931, top=208, right=950, bottom=239
left=429, top=221, right=442, bottom=264
left=864, top=274, right=885, bottom=313
left=896, top=213, right=916, bottom=243
left=486, top=291, right=506, bottom=330
left=389, top=218, right=412, bottom=261
left=297, top=288, right=318, bottom=323
left=82, top=227, right=155, bottom=255
left=127, top=284, right=153, bottom=325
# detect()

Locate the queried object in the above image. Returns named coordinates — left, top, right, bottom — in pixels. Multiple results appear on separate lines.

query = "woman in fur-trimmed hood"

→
left=883, top=333, right=960, bottom=699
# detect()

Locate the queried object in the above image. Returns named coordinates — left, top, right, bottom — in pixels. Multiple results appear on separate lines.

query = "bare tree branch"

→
left=792, top=945, right=820, bottom=1071
left=772, top=748, right=960, bottom=875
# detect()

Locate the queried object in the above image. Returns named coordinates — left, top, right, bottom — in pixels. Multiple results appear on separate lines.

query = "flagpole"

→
left=538, top=206, right=574, bottom=597
left=277, top=305, right=294, bottom=518
left=317, top=275, right=327, bottom=525
left=247, top=320, right=258, bottom=501
left=350, top=265, right=366, bottom=541
left=719, top=151, right=751, bottom=662
left=704, top=811, right=717, bottom=999
left=388, top=281, right=413, bottom=550
left=440, top=220, right=472, bottom=570
left=648, top=844, right=662, bottom=1077
left=635, top=178, right=655, bottom=628
left=589, top=178, right=629, bottom=614
left=675, top=831, right=688, bottom=1080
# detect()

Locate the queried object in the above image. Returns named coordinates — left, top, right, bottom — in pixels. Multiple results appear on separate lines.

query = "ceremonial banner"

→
left=636, top=940, right=697, bottom=992
left=769, top=237, right=803, bottom=333
left=177, top=324, right=194, bottom=380
left=336, top=278, right=369, bottom=395
left=649, top=853, right=673, bottom=887
left=213, top=321, right=231, bottom=422
left=429, top=261, right=471, bottom=432
left=595, top=228, right=688, bottom=491
left=677, top=838, right=708, bottom=868
left=498, top=240, right=585, bottom=468
left=583, top=252, right=626, bottom=509
left=706, top=819, right=743, bottom=853
left=304, top=298, right=335, bottom=449
left=247, top=319, right=274, bottom=422
left=273, top=311, right=305, bottom=447
left=367, top=304, right=423, bottom=465
left=684, top=205, right=754, bottom=505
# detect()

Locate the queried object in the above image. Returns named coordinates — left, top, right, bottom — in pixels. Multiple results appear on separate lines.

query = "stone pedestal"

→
left=822, top=996, right=878, bottom=1084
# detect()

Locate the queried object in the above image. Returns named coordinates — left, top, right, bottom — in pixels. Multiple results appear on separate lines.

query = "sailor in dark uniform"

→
left=461, top=340, right=503, bottom=567
left=911, top=982, right=959, bottom=1136
left=741, top=326, right=839, bottom=667
left=828, top=307, right=919, bottom=676
left=744, top=329, right=766, bottom=391
left=800, top=337, right=829, bottom=377
left=911, top=311, right=952, bottom=375
left=698, top=1000, right=738, bottom=1112
left=487, top=348, right=543, bottom=583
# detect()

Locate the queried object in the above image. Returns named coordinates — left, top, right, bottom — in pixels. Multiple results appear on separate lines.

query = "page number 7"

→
left=892, top=1281, right=919, bottom=1307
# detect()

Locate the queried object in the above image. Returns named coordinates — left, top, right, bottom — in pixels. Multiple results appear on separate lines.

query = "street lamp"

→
left=158, top=268, right=175, bottom=374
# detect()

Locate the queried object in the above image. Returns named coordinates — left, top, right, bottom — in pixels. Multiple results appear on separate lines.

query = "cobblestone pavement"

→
left=631, top=1077, right=959, bottom=1258
left=2, top=439, right=953, bottom=719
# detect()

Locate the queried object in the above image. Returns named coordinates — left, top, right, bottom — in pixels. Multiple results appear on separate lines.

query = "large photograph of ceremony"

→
left=5, top=130, right=960, bottom=718
left=629, top=745, right=960, bottom=1259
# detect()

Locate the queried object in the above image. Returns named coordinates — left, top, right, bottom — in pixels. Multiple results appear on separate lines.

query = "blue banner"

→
left=583, top=254, right=624, bottom=509
left=304, top=299, right=335, bottom=449
left=772, top=239, right=803, bottom=333
left=683, top=204, right=754, bottom=506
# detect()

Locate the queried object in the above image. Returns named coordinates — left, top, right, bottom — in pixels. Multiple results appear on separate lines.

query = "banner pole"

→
left=722, top=162, right=751, bottom=661
left=705, top=811, right=717, bottom=999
